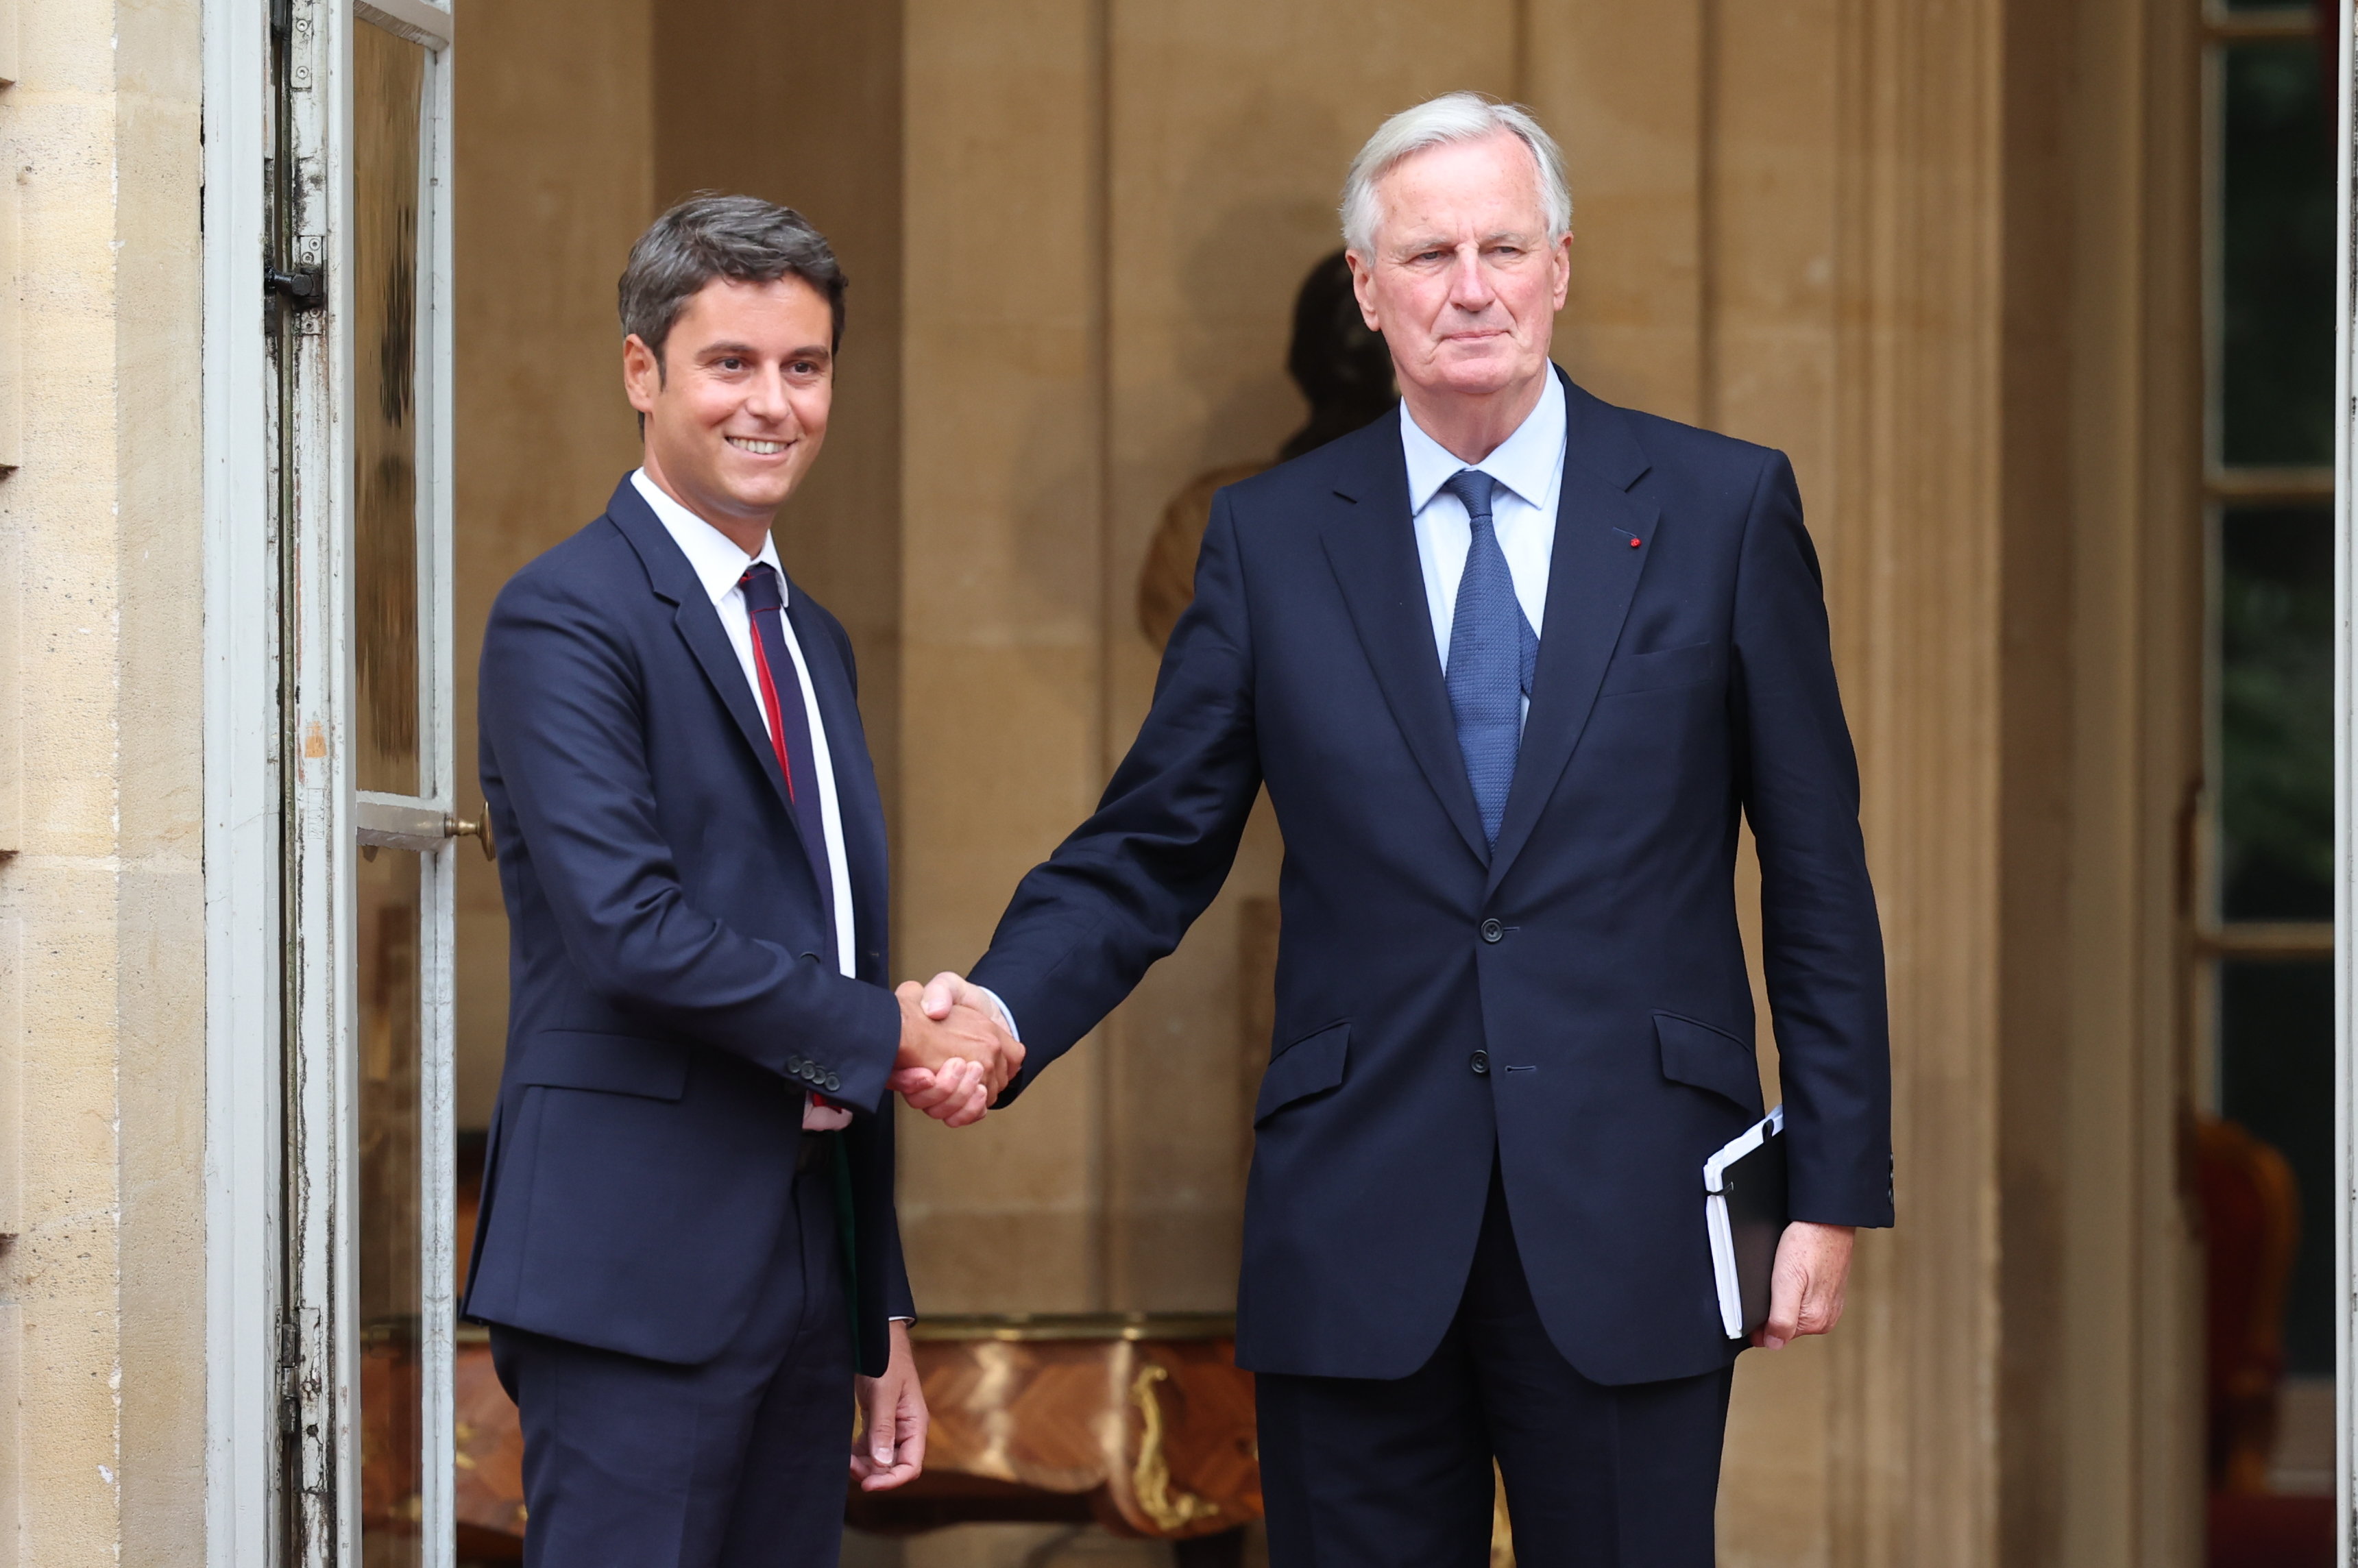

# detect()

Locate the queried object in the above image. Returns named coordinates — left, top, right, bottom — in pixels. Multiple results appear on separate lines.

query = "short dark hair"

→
left=618, top=194, right=847, bottom=369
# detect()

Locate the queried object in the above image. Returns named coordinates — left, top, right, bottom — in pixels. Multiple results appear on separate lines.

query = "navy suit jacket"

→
left=971, top=369, right=1892, bottom=1386
left=462, top=477, right=912, bottom=1375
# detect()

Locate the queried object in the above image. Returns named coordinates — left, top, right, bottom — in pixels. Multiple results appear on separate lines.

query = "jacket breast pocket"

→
left=1600, top=640, right=1716, bottom=697
left=1653, top=1011, right=1763, bottom=1114
left=515, top=1030, right=690, bottom=1102
left=1254, top=1022, right=1350, bottom=1125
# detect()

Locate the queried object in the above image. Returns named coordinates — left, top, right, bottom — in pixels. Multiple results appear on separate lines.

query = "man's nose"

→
left=743, top=366, right=794, bottom=423
left=1446, top=245, right=1492, bottom=310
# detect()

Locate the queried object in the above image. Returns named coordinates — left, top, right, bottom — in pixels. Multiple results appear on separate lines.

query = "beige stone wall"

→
left=0, top=0, right=208, bottom=1560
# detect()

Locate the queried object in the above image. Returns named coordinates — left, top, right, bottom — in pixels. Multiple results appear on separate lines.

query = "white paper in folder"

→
left=1703, top=1104, right=1788, bottom=1340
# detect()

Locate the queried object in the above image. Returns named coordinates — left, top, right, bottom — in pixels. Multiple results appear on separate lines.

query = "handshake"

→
left=888, top=972, right=1025, bottom=1128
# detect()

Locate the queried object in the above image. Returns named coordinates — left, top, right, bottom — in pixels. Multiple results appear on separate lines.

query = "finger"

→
left=942, top=1069, right=989, bottom=1127
left=922, top=971, right=969, bottom=1020
left=865, top=1380, right=896, bottom=1467
left=903, top=1059, right=969, bottom=1112
left=1761, top=1269, right=1803, bottom=1351
left=916, top=1058, right=971, bottom=1104
left=921, top=1069, right=982, bottom=1123
left=858, top=1456, right=923, bottom=1492
left=898, top=1389, right=929, bottom=1474
left=849, top=1380, right=879, bottom=1473
left=1799, top=1273, right=1846, bottom=1337
left=887, top=1067, right=936, bottom=1097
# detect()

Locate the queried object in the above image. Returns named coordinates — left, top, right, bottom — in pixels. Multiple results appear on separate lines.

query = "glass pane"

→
left=2217, top=959, right=2333, bottom=1377
left=2217, top=504, right=2333, bottom=920
left=2218, top=37, right=2335, bottom=467
left=358, top=844, right=424, bottom=1566
left=354, top=23, right=427, bottom=796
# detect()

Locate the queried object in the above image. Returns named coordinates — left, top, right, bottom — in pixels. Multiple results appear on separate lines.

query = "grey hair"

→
left=618, top=193, right=847, bottom=368
left=1339, top=93, right=1572, bottom=259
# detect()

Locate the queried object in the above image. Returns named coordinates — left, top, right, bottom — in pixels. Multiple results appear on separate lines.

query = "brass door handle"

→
left=444, top=809, right=496, bottom=861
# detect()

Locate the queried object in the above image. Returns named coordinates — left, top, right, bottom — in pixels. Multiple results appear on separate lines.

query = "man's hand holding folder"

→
left=1707, top=1108, right=1860, bottom=1351
left=1754, top=1223, right=1855, bottom=1351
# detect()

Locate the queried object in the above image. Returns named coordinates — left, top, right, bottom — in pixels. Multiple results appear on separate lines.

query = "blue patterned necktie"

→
left=1442, top=469, right=1538, bottom=849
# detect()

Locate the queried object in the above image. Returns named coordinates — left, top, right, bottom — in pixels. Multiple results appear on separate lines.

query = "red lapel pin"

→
left=1629, top=537, right=1642, bottom=548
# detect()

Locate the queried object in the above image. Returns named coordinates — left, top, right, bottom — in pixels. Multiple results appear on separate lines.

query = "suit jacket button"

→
left=1480, top=918, right=1504, bottom=943
left=1470, top=1050, right=1490, bottom=1075
left=825, top=1073, right=841, bottom=1092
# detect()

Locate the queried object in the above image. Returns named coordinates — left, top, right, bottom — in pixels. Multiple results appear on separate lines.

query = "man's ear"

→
left=622, top=332, right=663, bottom=417
left=1345, top=250, right=1382, bottom=332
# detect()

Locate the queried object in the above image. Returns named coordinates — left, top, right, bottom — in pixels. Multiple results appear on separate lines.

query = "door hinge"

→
left=276, top=1314, right=302, bottom=1435
left=265, top=264, right=326, bottom=310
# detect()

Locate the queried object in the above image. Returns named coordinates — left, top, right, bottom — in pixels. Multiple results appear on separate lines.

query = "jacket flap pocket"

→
left=1601, top=640, right=1716, bottom=696
left=518, top=1031, right=690, bottom=1102
left=1254, top=1022, right=1350, bottom=1125
left=1653, top=1012, right=1762, bottom=1111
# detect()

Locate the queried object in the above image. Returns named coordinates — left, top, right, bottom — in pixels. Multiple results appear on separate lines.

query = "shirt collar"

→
left=631, top=467, right=785, bottom=607
left=1400, top=371, right=1568, bottom=515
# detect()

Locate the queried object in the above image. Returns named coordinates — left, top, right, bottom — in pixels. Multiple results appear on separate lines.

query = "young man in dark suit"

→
left=465, top=196, right=1020, bottom=1568
left=910, top=95, right=1893, bottom=1567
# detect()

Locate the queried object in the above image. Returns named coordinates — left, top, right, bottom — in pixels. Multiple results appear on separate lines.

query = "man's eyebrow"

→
left=1390, top=229, right=1534, bottom=256
left=695, top=340, right=832, bottom=362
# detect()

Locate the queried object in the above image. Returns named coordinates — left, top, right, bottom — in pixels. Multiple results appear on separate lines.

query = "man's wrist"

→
left=973, top=985, right=1021, bottom=1042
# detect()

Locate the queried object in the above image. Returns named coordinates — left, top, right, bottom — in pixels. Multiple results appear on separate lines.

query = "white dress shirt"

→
left=1399, top=373, right=1568, bottom=725
left=631, top=469, right=859, bottom=1131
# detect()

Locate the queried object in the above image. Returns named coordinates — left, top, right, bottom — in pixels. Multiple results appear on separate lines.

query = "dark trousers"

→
left=490, top=1162, right=852, bottom=1568
left=1255, top=1166, right=1734, bottom=1568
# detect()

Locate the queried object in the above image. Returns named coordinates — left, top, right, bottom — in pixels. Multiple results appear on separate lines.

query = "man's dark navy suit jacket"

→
left=971, top=369, right=1893, bottom=1388
left=462, top=477, right=912, bottom=1375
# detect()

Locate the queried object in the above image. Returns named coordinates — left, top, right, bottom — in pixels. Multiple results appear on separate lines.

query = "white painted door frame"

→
left=2337, top=0, right=2356, bottom=1558
left=200, top=0, right=281, bottom=1556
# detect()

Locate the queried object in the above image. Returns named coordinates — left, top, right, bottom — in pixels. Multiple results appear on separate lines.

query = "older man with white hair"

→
left=912, top=92, right=1893, bottom=1565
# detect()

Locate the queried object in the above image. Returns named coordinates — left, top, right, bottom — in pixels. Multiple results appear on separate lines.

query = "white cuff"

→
left=974, top=985, right=1021, bottom=1042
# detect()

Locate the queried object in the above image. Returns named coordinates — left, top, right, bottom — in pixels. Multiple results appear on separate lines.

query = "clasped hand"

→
left=889, top=972, right=1022, bottom=1127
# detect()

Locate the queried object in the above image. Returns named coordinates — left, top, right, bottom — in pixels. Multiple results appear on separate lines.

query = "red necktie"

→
left=740, top=565, right=846, bottom=1124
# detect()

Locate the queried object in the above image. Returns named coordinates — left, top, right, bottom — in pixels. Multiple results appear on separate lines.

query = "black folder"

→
left=1703, top=1105, right=1789, bottom=1340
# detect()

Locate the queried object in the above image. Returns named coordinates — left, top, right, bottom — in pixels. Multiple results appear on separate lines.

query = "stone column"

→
left=0, top=0, right=208, bottom=1559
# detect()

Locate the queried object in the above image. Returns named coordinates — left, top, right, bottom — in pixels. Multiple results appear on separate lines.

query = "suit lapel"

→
left=1319, top=416, right=1491, bottom=866
left=785, top=590, right=890, bottom=981
left=603, top=480, right=802, bottom=829
left=1484, top=373, right=1659, bottom=895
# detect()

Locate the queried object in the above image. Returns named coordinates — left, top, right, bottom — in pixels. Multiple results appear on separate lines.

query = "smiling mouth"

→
left=726, top=437, right=790, bottom=456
